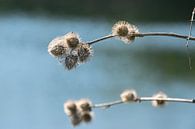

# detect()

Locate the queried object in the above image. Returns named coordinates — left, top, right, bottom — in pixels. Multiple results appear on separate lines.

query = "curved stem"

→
left=92, top=97, right=195, bottom=109
left=87, top=34, right=115, bottom=45
left=86, top=32, right=195, bottom=45
left=185, top=7, right=195, bottom=70
left=135, top=32, right=195, bottom=40
left=92, top=100, right=123, bottom=109
left=139, top=97, right=194, bottom=103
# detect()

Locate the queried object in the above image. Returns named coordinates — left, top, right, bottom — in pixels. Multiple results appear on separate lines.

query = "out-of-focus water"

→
left=0, top=14, right=195, bottom=129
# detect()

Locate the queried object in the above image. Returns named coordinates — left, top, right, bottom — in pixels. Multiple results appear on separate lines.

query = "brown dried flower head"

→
left=112, top=21, right=129, bottom=37
left=76, top=43, right=93, bottom=63
left=70, top=114, right=82, bottom=126
left=65, top=32, right=80, bottom=48
left=64, top=100, right=77, bottom=116
left=76, top=99, right=92, bottom=112
left=48, top=36, right=68, bottom=57
left=152, top=91, right=167, bottom=107
left=64, top=99, right=93, bottom=126
left=112, top=21, right=139, bottom=44
left=48, top=33, right=93, bottom=70
left=120, top=89, right=138, bottom=102
left=81, top=112, right=93, bottom=123
left=64, top=54, right=78, bottom=70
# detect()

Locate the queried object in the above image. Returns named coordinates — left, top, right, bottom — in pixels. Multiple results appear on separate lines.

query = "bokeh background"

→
left=0, top=0, right=195, bottom=129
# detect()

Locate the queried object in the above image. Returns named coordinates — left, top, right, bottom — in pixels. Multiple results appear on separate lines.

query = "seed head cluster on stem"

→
left=48, top=20, right=195, bottom=70
left=64, top=89, right=195, bottom=126
left=64, top=99, right=93, bottom=126
left=48, top=32, right=93, bottom=70
left=112, top=21, right=139, bottom=43
left=49, top=9, right=195, bottom=127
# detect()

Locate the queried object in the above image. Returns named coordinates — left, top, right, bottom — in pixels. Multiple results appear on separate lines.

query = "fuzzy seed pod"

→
left=81, top=112, right=92, bottom=123
left=112, top=21, right=139, bottom=44
left=70, top=114, right=82, bottom=126
left=116, top=25, right=129, bottom=37
left=76, top=99, right=92, bottom=112
left=64, top=101, right=77, bottom=116
left=65, top=32, right=80, bottom=49
left=64, top=54, right=78, bottom=70
left=120, top=89, right=138, bottom=102
left=48, top=36, right=68, bottom=57
left=112, top=21, right=130, bottom=37
left=152, top=92, right=167, bottom=107
left=76, top=43, right=93, bottom=63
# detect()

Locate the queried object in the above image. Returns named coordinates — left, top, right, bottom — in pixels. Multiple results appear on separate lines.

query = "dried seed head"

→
left=48, top=36, right=68, bottom=57
left=152, top=91, right=167, bottom=107
left=76, top=99, right=92, bottom=112
left=64, top=99, right=94, bottom=126
left=70, top=114, right=82, bottom=126
left=76, top=43, right=93, bottom=63
left=64, top=54, right=78, bottom=70
left=116, top=25, right=129, bottom=37
left=48, top=32, right=94, bottom=70
left=81, top=112, right=92, bottom=123
left=128, top=24, right=139, bottom=34
left=126, top=34, right=135, bottom=42
left=120, top=89, right=138, bottom=102
left=48, top=45, right=66, bottom=57
left=112, top=21, right=130, bottom=37
left=65, top=32, right=80, bottom=48
left=64, top=100, right=77, bottom=116
left=112, top=21, right=139, bottom=44
left=126, top=25, right=139, bottom=43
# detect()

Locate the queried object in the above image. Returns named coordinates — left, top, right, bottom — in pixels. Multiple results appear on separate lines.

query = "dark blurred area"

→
left=0, top=0, right=194, bottom=22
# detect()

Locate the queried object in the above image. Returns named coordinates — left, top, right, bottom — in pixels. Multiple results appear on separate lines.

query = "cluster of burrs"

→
left=48, top=21, right=139, bottom=70
left=120, top=90, right=168, bottom=107
left=64, top=89, right=195, bottom=127
left=48, top=32, right=93, bottom=70
left=64, top=99, right=93, bottom=126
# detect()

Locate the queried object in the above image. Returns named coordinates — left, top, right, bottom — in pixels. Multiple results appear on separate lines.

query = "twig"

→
left=135, top=32, right=195, bottom=40
left=139, top=97, right=195, bottom=103
left=185, top=7, right=195, bottom=70
left=92, top=100, right=123, bottom=108
left=87, top=34, right=115, bottom=45
left=92, top=97, right=195, bottom=109
left=186, top=8, right=195, bottom=47
left=87, top=32, right=195, bottom=45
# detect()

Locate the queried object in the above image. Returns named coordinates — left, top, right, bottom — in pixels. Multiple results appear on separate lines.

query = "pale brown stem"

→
left=92, top=97, right=195, bottom=109
left=135, top=32, right=195, bottom=40
left=185, top=7, right=195, bottom=70
left=87, top=34, right=115, bottom=45
left=87, top=32, right=195, bottom=45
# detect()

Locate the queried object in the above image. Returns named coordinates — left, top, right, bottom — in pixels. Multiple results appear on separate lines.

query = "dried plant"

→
left=47, top=8, right=195, bottom=127
left=64, top=90, right=195, bottom=126
left=48, top=8, right=195, bottom=70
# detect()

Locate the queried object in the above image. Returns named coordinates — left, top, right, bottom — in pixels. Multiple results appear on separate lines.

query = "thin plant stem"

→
left=135, top=32, right=195, bottom=40
left=87, top=34, right=115, bottom=45
left=186, top=8, right=195, bottom=47
left=87, top=32, right=195, bottom=45
left=185, top=7, right=195, bottom=70
left=92, top=97, right=195, bottom=109
left=92, top=100, right=123, bottom=108
left=139, top=97, right=194, bottom=103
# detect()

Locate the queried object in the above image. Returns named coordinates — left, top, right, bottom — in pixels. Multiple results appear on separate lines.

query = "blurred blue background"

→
left=0, top=1, right=195, bottom=129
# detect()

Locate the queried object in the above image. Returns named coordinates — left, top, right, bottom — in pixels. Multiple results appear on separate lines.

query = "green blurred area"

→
left=0, top=0, right=194, bottom=22
left=134, top=49, right=195, bottom=80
